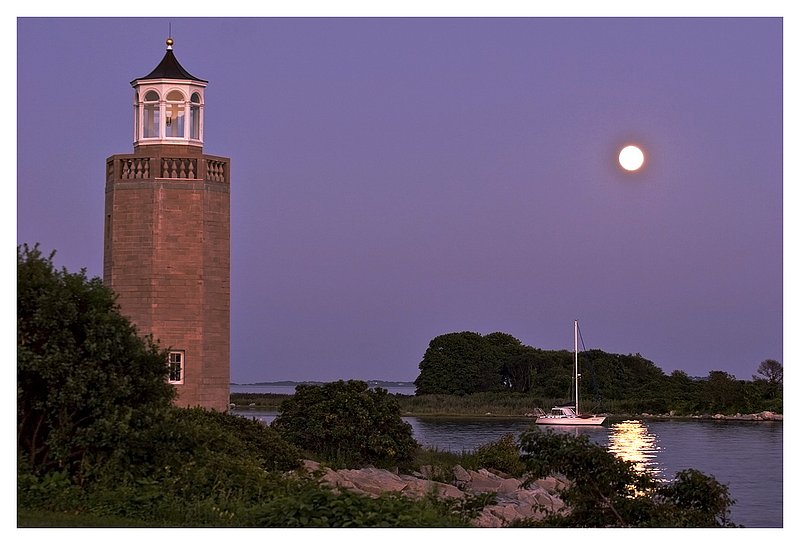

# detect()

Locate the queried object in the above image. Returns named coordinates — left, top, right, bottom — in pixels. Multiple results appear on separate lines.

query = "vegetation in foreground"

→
left=17, top=245, right=740, bottom=527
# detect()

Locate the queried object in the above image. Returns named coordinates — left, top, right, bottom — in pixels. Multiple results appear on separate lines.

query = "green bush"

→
left=272, top=380, right=419, bottom=468
left=471, top=433, right=525, bottom=476
left=517, top=428, right=737, bottom=527
left=17, top=244, right=175, bottom=477
left=244, top=476, right=479, bottom=527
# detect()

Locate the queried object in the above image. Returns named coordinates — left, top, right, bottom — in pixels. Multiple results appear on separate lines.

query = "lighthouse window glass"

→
left=143, top=91, right=160, bottom=138
left=190, top=93, right=201, bottom=140
left=166, top=90, right=185, bottom=138
left=168, top=351, right=184, bottom=384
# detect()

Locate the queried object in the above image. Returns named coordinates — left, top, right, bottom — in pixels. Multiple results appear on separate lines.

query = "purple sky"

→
left=17, top=17, right=783, bottom=383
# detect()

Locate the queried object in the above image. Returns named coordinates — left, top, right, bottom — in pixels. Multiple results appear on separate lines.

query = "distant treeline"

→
left=413, top=331, right=782, bottom=416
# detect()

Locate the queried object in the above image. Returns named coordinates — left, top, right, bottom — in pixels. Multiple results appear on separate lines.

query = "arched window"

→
left=166, top=90, right=185, bottom=138
left=143, top=90, right=160, bottom=138
left=190, top=92, right=202, bottom=140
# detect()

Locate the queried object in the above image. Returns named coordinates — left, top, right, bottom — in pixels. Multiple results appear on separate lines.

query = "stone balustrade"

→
left=107, top=154, right=229, bottom=184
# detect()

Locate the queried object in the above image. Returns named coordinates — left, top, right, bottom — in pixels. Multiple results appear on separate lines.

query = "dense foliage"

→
left=518, top=429, right=738, bottom=527
left=17, top=247, right=477, bottom=527
left=472, top=433, right=526, bottom=476
left=15, top=247, right=761, bottom=527
left=272, top=380, right=419, bottom=467
left=17, top=244, right=175, bottom=476
left=414, top=331, right=782, bottom=415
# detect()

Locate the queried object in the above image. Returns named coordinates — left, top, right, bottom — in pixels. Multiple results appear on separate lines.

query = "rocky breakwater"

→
left=301, top=460, right=569, bottom=527
left=710, top=410, right=783, bottom=421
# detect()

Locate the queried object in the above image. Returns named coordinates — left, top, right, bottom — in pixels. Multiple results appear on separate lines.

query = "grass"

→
left=229, top=393, right=289, bottom=410
left=17, top=508, right=156, bottom=528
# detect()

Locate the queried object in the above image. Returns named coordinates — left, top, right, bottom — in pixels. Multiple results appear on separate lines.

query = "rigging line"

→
left=577, top=321, right=587, bottom=353
left=576, top=321, right=603, bottom=408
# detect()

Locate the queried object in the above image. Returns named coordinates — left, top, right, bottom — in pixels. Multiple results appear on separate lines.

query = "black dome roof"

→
left=132, top=43, right=206, bottom=84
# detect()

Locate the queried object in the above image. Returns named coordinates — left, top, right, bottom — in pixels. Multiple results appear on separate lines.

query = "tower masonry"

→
left=104, top=38, right=230, bottom=411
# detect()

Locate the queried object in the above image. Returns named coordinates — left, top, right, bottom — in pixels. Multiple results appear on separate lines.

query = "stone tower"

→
left=104, top=38, right=230, bottom=411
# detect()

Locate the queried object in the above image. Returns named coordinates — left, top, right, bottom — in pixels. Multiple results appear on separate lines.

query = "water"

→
left=233, top=408, right=783, bottom=528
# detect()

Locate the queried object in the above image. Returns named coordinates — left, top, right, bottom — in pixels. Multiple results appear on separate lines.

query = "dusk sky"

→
left=16, top=16, right=785, bottom=384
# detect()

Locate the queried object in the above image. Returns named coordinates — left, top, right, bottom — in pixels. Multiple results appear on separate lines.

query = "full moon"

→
left=618, top=145, right=645, bottom=171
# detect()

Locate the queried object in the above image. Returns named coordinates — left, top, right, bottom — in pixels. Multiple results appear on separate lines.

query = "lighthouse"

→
left=103, top=38, right=230, bottom=411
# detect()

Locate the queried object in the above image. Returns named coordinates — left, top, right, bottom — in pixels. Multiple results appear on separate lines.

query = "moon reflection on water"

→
left=607, top=420, right=662, bottom=477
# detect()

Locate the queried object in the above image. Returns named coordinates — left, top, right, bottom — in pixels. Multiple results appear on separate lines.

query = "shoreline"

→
left=229, top=404, right=783, bottom=422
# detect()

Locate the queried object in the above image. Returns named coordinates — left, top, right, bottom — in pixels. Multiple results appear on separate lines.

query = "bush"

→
left=471, top=433, right=525, bottom=476
left=244, top=476, right=479, bottom=527
left=17, top=244, right=175, bottom=477
left=517, top=428, right=737, bottom=527
left=272, top=380, right=419, bottom=468
left=19, top=406, right=304, bottom=526
left=87, top=407, right=302, bottom=503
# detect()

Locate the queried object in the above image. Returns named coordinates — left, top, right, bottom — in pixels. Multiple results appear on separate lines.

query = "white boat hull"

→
left=535, top=415, right=606, bottom=426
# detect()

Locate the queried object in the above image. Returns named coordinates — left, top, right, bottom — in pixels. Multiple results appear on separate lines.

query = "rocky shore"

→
left=300, top=460, right=569, bottom=527
left=632, top=410, right=783, bottom=421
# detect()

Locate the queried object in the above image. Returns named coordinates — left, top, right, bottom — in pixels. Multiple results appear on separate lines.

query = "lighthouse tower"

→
left=104, top=38, right=230, bottom=411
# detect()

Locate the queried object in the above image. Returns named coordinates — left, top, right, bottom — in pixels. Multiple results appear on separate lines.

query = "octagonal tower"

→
left=104, top=38, right=230, bottom=411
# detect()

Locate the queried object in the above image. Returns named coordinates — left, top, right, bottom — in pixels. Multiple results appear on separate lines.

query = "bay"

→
left=233, top=407, right=782, bottom=528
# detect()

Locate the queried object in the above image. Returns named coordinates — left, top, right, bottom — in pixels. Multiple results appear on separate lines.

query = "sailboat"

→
left=534, top=320, right=606, bottom=425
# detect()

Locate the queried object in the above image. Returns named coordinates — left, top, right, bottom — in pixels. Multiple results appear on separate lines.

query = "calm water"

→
left=233, top=407, right=782, bottom=528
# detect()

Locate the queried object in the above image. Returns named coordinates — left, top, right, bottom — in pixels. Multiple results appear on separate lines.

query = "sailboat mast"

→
left=574, top=319, right=579, bottom=415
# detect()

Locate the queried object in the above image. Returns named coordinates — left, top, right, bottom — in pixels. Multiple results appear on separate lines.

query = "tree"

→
left=700, top=371, right=742, bottom=414
left=17, top=244, right=175, bottom=476
left=271, top=380, right=419, bottom=467
left=754, top=359, right=782, bottom=386
left=751, top=359, right=783, bottom=409
left=414, top=332, right=502, bottom=395
left=517, top=429, right=737, bottom=527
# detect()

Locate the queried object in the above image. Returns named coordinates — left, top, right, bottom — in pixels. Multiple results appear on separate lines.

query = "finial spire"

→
left=166, top=37, right=174, bottom=50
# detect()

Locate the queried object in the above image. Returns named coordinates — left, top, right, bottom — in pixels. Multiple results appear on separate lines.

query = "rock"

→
left=452, top=464, right=471, bottom=482
left=535, top=475, right=567, bottom=494
left=484, top=504, right=520, bottom=525
left=474, top=511, right=504, bottom=528
left=498, top=478, right=522, bottom=494
left=338, top=468, right=407, bottom=496
left=305, top=459, right=568, bottom=527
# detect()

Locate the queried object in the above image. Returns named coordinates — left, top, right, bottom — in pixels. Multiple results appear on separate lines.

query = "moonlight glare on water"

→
left=607, top=420, right=662, bottom=477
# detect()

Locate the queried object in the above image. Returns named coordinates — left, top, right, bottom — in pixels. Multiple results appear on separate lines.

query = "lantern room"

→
left=131, top=38, right=207, bottom=149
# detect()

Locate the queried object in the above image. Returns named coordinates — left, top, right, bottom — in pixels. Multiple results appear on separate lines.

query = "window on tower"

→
left=166, top=90, right=185, bottom=138
left=190, top=93, right=201, bottom=140
left=143, top=90, right=160, bottom=138
left=168, top=350, right=185, bottom=384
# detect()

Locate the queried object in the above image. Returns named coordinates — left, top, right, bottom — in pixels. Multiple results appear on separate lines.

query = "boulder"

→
left=535, top=475, right=567, bottom=494
left=305, top=460, right=568, bottom=527
left=452, top=464, right=471, bottom=482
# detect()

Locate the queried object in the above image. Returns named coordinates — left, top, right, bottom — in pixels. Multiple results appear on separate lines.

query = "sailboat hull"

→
left=535, top=415, right=606, bottom=426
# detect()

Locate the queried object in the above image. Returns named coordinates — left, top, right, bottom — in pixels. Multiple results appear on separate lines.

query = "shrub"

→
left=18, top=405, right=304, bottom=525
left=272, top=380, right=419, bottom=468
left=517, top=428, right=737, bottom=527
left=17, top=244, right=175, bottom=477
left=471, top=433, right=525, bottom=476
left=245, top=476, right=479, bottom=527
left=88, top=407, right=302, bottom=502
